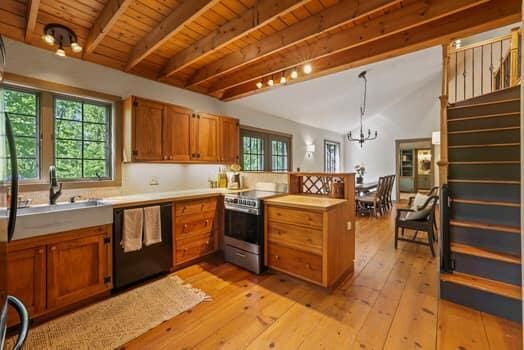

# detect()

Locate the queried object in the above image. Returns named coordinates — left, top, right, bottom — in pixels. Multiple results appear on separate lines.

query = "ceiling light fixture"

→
left=267, top=77, right=274, bottom=87
left=290, top=68, right=298, bottom=80
left=452, top=39, right=462, bottom=49
left=42, top=23, right=82, bottom=57
left=280, top=73, right=287, bottom=84
left=256, top=81, right=263, bottom=89
left=303, top=63, right=312, bottom=74
left=347, top=71, right=378, bottom=148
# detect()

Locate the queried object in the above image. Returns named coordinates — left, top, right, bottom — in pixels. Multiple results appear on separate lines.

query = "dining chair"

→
left=357, top=176, right=387, bottom=217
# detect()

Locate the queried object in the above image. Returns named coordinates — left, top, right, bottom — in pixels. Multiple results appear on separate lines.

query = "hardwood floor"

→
left=124, top=209, right=522, bottom=350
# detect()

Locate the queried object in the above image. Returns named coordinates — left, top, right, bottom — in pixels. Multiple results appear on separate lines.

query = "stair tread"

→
left=450, top=220, right=520, bottom=233
left=448, top=112, right=520, bottom=122
left=441, top=271, right=522, bottom=300
left=448, top=143, right=520, bottom=149
left=448, top=97, right=520, bottom=110
left=452, top=198, right=520, bottom=207
left=448, top=126, right=520, bottom=134
left=448, top=179, right=520, bottom=185
left=451, top=243, right=521, bottom=264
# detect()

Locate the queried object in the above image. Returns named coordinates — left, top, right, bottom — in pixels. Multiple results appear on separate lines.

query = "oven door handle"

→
left=224, top=204, right=261, bottom=215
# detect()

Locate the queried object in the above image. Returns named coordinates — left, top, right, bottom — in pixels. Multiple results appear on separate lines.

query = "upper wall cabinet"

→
left=219, top=117, right=240, bottom=163
left=123, top=96, right=239, bottom=164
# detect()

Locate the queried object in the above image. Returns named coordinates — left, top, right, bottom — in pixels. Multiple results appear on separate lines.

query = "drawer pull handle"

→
left=50, top=246, right=56, bottom=251
left=183, top=224, right=188, bottom=230
left=235, top=252, right=246, bottom=258
left=182, top=207, right=187, bottom=212
left=204, top=220, right=209, bottom=226
left=275, top=255, right=280, bottom=260
left=38, top=249, right=44, bottom=254
left=306, top=263, right=312, bottom=269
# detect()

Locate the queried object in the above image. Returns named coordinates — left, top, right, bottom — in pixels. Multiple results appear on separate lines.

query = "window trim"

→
left=1, top=84, right=41, bottom=181
left=53, top=94, right=113, bottom=181
left=240, top=126, right=292, bottom=172
left=324, top=139, right=341, bottom=173
left=1, top=73, right=122, bottom=191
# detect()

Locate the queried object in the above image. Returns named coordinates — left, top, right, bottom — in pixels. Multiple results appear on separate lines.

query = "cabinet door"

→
left=133, top=98, right=164, bottom=161
left=219, top=117, right=240, bottom=163
left=7, top=246, right=46, bottom=326
left=163, top=104, right=192, bottom=161
left=192, top=113, right=219, bottom=162
left=47, top=232, right=111, bottom=309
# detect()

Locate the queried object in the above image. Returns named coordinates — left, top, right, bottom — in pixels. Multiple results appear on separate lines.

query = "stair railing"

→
left=447, top=28, right=521, bottom=103
left=440, top=184, right=453, bottom=273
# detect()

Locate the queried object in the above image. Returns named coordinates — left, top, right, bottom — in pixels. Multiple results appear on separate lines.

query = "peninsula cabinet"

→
left=123, top=96, right=239, bottom=164
left=6, top=225, right=112, bottom=326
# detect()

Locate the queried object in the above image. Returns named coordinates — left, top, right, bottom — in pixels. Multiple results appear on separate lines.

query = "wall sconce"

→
left=306, top=144, right=316, bottom=158
left=432, top=131, right=441, bottom=145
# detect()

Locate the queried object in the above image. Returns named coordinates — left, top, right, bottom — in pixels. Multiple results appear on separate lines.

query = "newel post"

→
left=438, top=44, right=450, bottom=186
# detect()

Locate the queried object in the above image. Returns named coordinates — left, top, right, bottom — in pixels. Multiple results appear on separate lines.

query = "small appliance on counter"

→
left=223, top=182, right=286, bottom=274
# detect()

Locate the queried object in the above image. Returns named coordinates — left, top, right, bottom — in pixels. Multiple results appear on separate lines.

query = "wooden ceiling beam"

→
left=160, top=0, right=309, bottom=80
left=126, top=0, right=219, bottom=71
left=84, top=0, right=134, bottom=55
left=221, top=0, right=520, bottom=101
left=25, top=0, right=40, bottom=42
left=186, top=0, right=403, bottom=88
left=208, top=0, right=489, bottom=94
left=208, top=0, right=488, bottom=93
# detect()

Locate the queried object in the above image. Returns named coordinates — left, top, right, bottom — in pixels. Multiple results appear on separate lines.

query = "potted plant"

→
left=354, top=164, right=366, bottom=184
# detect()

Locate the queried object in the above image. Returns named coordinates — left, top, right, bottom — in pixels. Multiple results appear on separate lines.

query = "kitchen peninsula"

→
left=264, top=173, right=356, bottom=288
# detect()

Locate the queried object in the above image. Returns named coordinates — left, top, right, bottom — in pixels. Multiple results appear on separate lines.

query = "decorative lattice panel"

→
left=301, top=176, right=345, bottom=195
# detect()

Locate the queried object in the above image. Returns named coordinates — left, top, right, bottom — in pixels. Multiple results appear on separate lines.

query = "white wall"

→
left=345, top=71, right=442, bottom=200
left=4, top=39, right=343, bottom=195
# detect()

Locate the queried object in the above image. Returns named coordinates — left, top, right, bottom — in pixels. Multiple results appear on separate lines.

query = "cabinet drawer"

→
left=175, top=198, right=217, bottom=216
left=174, top=235, right=215, bottom=264
left=267, top=206, right=323, bottom=229
left=267, top=243, right=322, bottom=283
left=268, top=221, right=323, bottom=254
left=175, top=217, right=215, bottom=240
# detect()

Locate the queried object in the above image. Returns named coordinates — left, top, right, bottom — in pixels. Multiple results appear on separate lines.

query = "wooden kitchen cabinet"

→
left=219, top=116, right=240, bottom=163
left=132, top=97, right=164, bottom=161
left=173, top=197, right=220, bottom=267
left=6, top=246, right=46, bottom=327
left=124, top=96, right=238, bottom=164
left=164, top=104, right=192, bottom=161
left=47, top=231, right=112, bottom=309
left=6, top=225, right=112, bottom=324
left=191, top=113, right=219, bottom=162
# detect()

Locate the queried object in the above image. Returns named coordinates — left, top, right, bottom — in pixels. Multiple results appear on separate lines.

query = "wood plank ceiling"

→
left=0, top=0, right=520, bottom=101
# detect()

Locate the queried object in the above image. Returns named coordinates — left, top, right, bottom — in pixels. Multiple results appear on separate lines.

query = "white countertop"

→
left=104, top=188, right=246, bottom=207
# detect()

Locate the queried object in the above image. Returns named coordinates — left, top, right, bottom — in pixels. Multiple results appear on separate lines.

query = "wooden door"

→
left=192, top=113, right=219, bottom=162
left=7, top=246, right=46, bottom=326
left=133, top=97, right=164, bottom=161
left=163, top=104, right=192, bottom=161
left=219, top=117, right=240, bottom=163
left=47, top=231, right=111, bottom=309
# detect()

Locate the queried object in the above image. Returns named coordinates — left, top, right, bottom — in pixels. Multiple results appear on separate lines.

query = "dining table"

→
left=355, top=181, right=378, bottom=195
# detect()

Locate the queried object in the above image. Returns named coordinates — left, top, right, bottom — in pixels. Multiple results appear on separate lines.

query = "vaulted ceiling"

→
left=0, top=0, right=520, bottom=101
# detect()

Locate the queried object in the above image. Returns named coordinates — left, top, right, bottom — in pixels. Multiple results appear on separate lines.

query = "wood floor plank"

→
left=383, top=246, right=439, bottom=349
left=437, top=300, right=490, bottom=350
left=482, top=312, right=523, bottom=350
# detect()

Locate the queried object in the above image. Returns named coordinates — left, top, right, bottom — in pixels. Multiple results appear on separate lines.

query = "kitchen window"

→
left=0, top=86, right=40, bottom=180
left=240, top=128, right=292, bottom=172
left=324, top=140, right=340, bottom=172
left=54, top=96, right=112, bottom=180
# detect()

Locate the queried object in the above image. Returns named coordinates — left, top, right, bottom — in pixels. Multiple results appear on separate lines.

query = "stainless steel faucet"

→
left=49, top=165, right=62, bottom=205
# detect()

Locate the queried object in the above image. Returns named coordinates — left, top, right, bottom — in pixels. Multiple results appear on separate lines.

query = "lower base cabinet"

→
left=7, top=225, right=112, bottom=325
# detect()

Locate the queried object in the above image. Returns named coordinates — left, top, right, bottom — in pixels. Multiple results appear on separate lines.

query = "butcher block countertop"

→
left=264, top=194, right=347, bottom=210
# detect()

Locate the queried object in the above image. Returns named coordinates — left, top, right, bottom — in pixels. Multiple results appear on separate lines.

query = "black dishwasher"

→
left=113, top=202, right=173, bottom=289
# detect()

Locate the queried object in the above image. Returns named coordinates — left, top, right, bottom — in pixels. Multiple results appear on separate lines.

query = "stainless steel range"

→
left=223, top=186, right=283, bottom=274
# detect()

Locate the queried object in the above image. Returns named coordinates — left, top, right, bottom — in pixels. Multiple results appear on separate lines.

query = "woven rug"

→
left=6, top=275, right=210, bottom=349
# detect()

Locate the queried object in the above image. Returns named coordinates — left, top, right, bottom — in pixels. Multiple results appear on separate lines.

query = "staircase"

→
left=440, top=85, right=522, bottom=323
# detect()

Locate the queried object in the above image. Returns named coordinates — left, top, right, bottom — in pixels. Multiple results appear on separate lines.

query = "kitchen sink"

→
left=12, top=200, right=114, bottom=240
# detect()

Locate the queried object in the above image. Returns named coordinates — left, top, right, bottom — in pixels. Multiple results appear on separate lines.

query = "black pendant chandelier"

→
left=347, top=70, right=378, bottom=148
